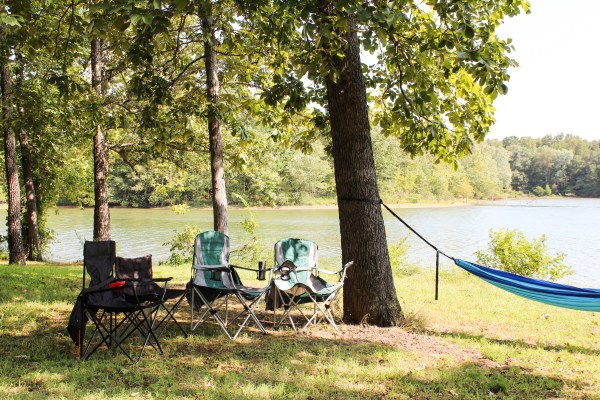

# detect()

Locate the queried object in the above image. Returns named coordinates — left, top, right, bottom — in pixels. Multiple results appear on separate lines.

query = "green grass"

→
left=1, top=262, right=599, bottom=399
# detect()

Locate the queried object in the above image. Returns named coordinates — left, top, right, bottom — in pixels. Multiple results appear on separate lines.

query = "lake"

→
left=40, top=198, right=600, bottom=286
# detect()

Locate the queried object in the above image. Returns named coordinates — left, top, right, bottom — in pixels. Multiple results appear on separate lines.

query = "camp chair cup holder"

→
left=257, top=261, right=267, bottom=281
left=209, top=270, right=222, bottom=281
left=277, top=260, right=297, bottom=282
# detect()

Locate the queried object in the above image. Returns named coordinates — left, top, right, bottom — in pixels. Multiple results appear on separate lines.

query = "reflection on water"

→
left=40, top=198, right=600, bottom=286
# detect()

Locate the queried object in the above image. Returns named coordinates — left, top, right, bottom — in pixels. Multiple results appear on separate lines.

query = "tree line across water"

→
left=95, top=132, right=599, bottom=208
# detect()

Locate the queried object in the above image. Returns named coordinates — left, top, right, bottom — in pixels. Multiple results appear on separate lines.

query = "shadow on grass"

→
left=0, top=318, right=586, bottom=400
left=433, top=329, right=600, bottom=357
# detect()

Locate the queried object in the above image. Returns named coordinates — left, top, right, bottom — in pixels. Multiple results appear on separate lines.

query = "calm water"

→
left=41, top=198, right=600, bottom=286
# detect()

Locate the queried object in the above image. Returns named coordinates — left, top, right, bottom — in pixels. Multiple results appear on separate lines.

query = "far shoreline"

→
left=5, top=196, right=590, bottom=213
left=242, top=201, right=475, bottom=211
left=45, top=199, right=482, bottom=211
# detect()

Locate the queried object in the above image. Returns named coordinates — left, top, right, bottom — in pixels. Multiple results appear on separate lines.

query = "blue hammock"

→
left=378, top=200, right=600, bottom=312
left=455, top=259, right=600, bottom=312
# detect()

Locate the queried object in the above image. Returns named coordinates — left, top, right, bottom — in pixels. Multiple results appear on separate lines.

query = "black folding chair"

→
left=77, top=241, right=166, bottom=363
left=115, top=255, right=188, bottom=339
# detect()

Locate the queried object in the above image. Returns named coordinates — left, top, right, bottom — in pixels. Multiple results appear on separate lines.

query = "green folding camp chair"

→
left=272, top=238, right=353, bottom=333
left=189, top=231, right=268, bottom=339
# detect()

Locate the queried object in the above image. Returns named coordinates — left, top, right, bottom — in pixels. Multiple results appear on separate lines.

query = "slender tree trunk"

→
left=91, top=37, right=110, bottom=240
left=202, top=12, right=228, bottom=234
left=319, top=8, right=402, bottom=326
left=16, top=62, right=42, bottom=261
left=0, top=31, right=25, bottom=264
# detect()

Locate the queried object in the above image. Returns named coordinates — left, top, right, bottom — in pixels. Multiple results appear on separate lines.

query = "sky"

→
left=489, top=0, right=600, bottom=141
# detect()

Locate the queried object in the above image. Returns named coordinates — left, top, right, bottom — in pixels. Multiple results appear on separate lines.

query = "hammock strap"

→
left=380, top=200, right=454, bottom=261
left=436, top=250, right=440, bottom=301
left=337, top=196, right=454, bottom=259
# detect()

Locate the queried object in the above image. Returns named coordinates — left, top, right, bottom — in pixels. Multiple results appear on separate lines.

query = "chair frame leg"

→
left=81, top=304, right=163, bottom=364
left=273, top=291, right=310, bottom=331
left=231, top=291, right=267, bottom=339
left=299, top=292, right=341, bottom=334
left=190, top=285, right=267, bottom=339
left=273, top=290, right=342, bottom=334
left=155, top=294, right=189, bottom=340
left=191, top=286, right=233, bottom=339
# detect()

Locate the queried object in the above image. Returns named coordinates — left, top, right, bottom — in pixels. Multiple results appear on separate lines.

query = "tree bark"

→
left=0, top=30, right=26, bottom=265
left=320, top=11, right=403, bottom=326
left=202, top=12, right=228, bottom=234
left=16, top=62, right=42, bottom=261
left=91, top=37, right=110, bottom=241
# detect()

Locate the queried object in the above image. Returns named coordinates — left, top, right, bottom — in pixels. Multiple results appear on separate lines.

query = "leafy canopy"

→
left=245, top=0, right=529, bottom=166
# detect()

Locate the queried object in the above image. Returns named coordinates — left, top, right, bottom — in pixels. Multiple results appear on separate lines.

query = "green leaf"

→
left=130, top=14, right=142, bottom=25
left=0, top=15, right=21, bottom=26
left=142, top=14, right=154, bottom=25
left=465, top=26, right=475, bottom=39
left=499, top=84, right=508, bottom=95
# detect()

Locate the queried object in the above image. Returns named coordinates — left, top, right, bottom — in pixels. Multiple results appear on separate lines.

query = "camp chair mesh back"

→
left=194, top=230, right=230, bottom=265
left=116, top=255, right=188, bottom=339
left=84, top=240, right=116, bottom=287
left=191, top=231, right=239, bottom=296
left=116, top=255, right=160, bottom=300
left=274, top=238, right=337, bottom=298
left=272, top=238, right=352, bottom=333
left=274, top=238, right=318, bottom=293
left=190, top=231, right=267, bottom=339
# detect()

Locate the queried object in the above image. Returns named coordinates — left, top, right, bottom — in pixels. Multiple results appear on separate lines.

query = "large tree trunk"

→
left=91, top=37, right=110, bottom=240
left=0, top=32, right=26, bottom=265
left=16, top=62, right=42, bottom=261
left=321, top=12, right=402, bottom=326
left=202, top=12, right=228, bottom=234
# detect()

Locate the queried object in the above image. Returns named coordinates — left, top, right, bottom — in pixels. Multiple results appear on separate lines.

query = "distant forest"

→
left=81, top=133, right=598, bottom=207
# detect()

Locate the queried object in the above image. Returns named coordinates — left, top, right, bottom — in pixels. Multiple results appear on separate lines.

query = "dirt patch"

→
left=306, top=324, right=499, bottom=368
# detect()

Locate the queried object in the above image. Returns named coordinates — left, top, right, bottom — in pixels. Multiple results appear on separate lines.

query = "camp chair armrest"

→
left=314, top=268, right=339, bottom=275
left=119, top=277, right=172, bottom=283
left=149, top=277, right=173, bottom=283
left=231, top=264, right=273, bottom=281
left=192, top=264, right=229, bottom=272
left=230, top=264, right=258, bottom=272
left=82, top=277, right=116, bottom=294
left=119, top=277, right=172, bottom=295
left=230, top=264, right=276, bottom=272
left=316, top=261, right=353, bottom=280
left=338, top=261, right=354, bottom=281
left=274, top=266, right=312, bottom=272
left=120, top=279, right=167, bottom=303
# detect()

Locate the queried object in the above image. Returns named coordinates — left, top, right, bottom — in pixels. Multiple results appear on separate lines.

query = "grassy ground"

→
left=1, top=262, right=599, bottom=399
